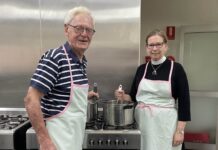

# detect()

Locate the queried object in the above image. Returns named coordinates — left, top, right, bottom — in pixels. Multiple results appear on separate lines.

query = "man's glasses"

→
left=146, top=42, right=165, bottom=49
left=68, top=24, right=95, bottom=36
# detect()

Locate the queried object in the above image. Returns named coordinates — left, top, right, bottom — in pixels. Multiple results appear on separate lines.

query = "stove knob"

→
left=106, top=139, right=111, bottom=145
left=123, top=139, right=128, bottom=145
left=98, top=139, right=103, bottom=145
left=115, top=139, right=119, bottom=145
left=89, top=139, right=94, bottom=146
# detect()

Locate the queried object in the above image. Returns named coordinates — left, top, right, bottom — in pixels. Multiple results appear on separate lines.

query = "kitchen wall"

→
left=141, top=0, right=218, bottom=62
left=141, top=0, right=218, bottom=146
left=1, top=0, right=218, bottom=146
left=0, top=0, right=41, bottom=107
left=0, top=0, right=140, bottom=107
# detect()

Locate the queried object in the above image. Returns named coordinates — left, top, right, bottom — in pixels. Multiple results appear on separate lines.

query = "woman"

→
left=115, top=29, right=191, bottom=150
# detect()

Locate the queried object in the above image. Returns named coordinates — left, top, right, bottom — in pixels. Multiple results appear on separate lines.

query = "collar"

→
left=64, top=41, right=87, bottom=65
left=151, top=56, right=166, bottom=65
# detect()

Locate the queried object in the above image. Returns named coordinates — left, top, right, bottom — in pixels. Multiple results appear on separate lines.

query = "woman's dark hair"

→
left=145, top=29, right=167, bottom=45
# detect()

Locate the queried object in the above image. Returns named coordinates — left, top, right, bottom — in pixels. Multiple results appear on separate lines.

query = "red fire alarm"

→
left=166, top=26, right=175, bottom=40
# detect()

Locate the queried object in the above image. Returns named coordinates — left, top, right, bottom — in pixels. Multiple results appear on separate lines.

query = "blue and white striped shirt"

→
left=30, top=42, right=88, bottom=118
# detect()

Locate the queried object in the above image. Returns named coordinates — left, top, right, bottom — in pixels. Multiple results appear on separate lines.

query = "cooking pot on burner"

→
left=86, top=99, right=98, bottom=123
left=102, top=100, right=135, bottom=126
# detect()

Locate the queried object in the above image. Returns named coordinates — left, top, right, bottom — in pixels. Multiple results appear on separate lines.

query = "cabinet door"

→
left=183, top=32, right=218, bottom=91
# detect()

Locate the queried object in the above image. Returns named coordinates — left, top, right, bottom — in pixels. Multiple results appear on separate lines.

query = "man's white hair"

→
left=64, top=6, right=94, bottom=25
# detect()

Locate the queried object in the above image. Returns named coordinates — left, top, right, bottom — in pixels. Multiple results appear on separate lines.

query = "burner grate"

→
left=86, top=119, right=138, bottom=130
left=0, top=108, right=31, bottom=150
left=103, top=122, right=138, bottom=130
left=0, top=114, right=29, bottom=130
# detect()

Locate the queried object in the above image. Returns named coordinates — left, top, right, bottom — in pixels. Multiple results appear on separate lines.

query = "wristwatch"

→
left=176, top=129, right=184, bottom=135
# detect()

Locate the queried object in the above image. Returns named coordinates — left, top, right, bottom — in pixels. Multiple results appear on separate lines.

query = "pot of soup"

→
left=102, top=100, right=135, bottom=126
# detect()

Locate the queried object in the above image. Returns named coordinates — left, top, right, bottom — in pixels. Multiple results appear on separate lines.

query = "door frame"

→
left=179, top=24, right=218, bottom=65
left=179, top=24, right=218, bottom=98
left=179, top=25, right=218, bottom=150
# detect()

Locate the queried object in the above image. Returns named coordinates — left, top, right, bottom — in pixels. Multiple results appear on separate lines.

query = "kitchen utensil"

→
left=86, top=82, right=98, bottom=123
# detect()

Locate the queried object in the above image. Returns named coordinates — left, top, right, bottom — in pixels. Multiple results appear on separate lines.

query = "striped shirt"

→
left=30, top=42, right=88, bottom=118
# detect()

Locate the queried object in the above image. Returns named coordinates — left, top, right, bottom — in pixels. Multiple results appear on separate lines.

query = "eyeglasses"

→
left=146, top=42, right=165, bottom=49
left=68, top=24, right=95, bottom=36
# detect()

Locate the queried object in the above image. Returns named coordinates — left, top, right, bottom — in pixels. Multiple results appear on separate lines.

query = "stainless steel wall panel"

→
left=0, top=0, right=140, bottom=107
left=86, top=1, right=140, bottom=99
left=40, top=0, right=140, bottom=99
left=0, top=1, right=41, bottom=107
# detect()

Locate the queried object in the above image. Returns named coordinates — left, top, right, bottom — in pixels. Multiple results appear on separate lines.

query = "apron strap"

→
left=136, top=102, right=175, bottom=117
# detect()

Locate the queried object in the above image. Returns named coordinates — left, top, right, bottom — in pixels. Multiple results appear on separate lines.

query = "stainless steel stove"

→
left=26, top=127, right=38, bottom=150
left=25, top=109, right=141, bottom=150
left=82, top=121, right=141, bottom=150
left=83, top=129, right=141, bottom=150
left=26, top=122, right=141, bottom=150
left=0, top=108, right=30, bottom=150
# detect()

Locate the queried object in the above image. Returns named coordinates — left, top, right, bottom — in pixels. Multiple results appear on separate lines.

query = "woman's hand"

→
left=172, top=130, right=184, bottom=147
left=114, top=89, right=132, bottom=102
left=115, top=89, right=125, bottom=101
left=173, top=121, right=186, bottom=147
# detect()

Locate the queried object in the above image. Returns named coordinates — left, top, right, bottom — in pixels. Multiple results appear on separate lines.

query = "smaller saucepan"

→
left=86, top=99, right=98, bottom=123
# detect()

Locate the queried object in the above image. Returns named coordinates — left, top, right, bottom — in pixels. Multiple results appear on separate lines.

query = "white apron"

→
left=135, top=61, right=181, bottom=150
left=45, top=46, right=88, bottom=150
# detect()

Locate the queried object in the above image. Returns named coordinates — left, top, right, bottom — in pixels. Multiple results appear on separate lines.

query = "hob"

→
left=0, top=108, right=30, bottom=150
left=83, top=119, right=141, bottom=150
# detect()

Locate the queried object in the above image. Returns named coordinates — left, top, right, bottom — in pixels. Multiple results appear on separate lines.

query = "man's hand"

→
left=88, top=90, right=99, bottom=99
left=39, top=138, right=57, bottom=150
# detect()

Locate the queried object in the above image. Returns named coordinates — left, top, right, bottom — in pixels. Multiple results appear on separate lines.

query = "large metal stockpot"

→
left=102, top=100, right=135, bottom=126
left=86, top=99, right=98, bottom=123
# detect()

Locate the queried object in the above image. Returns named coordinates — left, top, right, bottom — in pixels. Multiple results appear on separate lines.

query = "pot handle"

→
left=123, top=104, right=134, bottom=109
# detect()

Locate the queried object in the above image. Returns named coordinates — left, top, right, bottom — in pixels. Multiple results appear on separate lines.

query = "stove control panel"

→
left=83, top=129, right=141, bottom=149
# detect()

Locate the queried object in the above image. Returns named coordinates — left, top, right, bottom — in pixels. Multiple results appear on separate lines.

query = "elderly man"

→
left=24, top=6, right=98, bottom=150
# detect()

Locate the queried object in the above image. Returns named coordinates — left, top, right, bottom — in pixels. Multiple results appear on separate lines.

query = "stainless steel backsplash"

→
left=0, top=0, right=140, bottom=107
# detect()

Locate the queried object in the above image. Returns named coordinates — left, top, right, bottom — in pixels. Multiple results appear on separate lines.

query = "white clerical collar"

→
left=151, top=56, right=166, bottom=65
